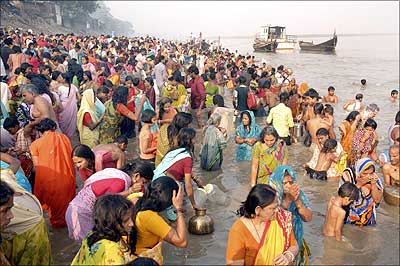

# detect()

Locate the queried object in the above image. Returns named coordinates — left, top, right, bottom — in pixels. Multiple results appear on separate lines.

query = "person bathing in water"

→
left=390, top=89, right=398, bottom=103
left=304, top=139, right=339, bottom=180
left=322, top=86, right=338, bottom=105
left=323, top=182, right=359, bottom=241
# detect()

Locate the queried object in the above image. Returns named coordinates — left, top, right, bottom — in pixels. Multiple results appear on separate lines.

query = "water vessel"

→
left=299, top=31, right=337, bottom=52
left=253, top=25, right=296, bottom=52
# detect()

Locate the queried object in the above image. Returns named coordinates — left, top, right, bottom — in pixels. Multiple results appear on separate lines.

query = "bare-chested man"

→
left=306, top=103, right=331, bottom=147
left=301, top=89, right=319, bottom=123
left=92, top=135, right=128, bottom=171
left=382, top=145, right=400, bottom=187
left=21, top=83, right=59, bottom=132
left=322, top=86, right=339, bottom=105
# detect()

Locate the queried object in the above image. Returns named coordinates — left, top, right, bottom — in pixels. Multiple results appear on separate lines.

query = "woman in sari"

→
left=348, top=118, right=381, bottom=167
left=71, top=194, right=134, bottom=265
left=55, top=72, right=79, bottom=138
left=81, top=55, right=97, bottom=84
left=226, top=184, right=298, bottom=265
left=155, top=112, right=193, bottom=166
left=158, top=97, right=177, bottom=126
left=268, top=166, right=312, bottom=265
left=250, top=126, right=288, bottom=186
left=30, top=118, right=75, bottom=228
left=77, top=89, right=103, bottom=148
left=79, top=71, right=98, bottom=94
left=200, top=113, right=228, bottom=171
left=338, top=111, right=361, bottom=157
left=66, top=161, right=153, bottom=243
left=235, top=110, right=261, bottom=161
left=339, top=158, right=383, bottom=226
left=99, top=86, right=145, bottom=144
left=205, top=72, right=219, bottom=108
left=128, top=176, right=187, bottom=265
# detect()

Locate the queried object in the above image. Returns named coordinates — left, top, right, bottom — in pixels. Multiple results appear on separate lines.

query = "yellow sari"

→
left=254, top=208, right=294, bottom=265
left=77, top=89, right=99, bottom=148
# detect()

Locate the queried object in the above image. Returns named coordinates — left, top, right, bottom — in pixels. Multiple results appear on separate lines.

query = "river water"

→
left=50, top=34, right=399, bottom=265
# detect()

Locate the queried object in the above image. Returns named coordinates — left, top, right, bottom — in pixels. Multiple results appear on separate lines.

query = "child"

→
left=139, top=109, right=157, bottom=167
left=305, top=139, right=338, bottom=180
left=390, top=89, right=398, bottom=103
left=323, top=182, right=359, bottom=241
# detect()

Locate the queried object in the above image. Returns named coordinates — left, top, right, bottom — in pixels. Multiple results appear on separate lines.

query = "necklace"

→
left=250, top=218, right=262, bottom=242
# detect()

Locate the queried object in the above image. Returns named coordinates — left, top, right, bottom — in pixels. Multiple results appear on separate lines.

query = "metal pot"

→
left=294, top=122, right=304, bottom=138
left=188, top=208, right=214, bottom=235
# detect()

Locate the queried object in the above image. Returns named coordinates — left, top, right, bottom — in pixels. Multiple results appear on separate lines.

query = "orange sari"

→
left=339, top=120, right=353, bottom=156
left=30, top=131, right=76, bottom=228
left=253, top=208, right=296, bottom=265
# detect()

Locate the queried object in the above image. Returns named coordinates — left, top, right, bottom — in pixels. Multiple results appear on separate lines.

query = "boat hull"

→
left=383, top=186, right=400, bottom=207
left=253, top=40, right=295, bottom=52
left=299, top=35, right=337, bottom=52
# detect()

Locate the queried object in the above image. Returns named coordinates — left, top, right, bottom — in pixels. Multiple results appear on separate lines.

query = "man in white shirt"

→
left=152, top=55, right=168, bottom=95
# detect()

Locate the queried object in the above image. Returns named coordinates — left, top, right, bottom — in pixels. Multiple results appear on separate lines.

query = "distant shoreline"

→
left=208, top=33, right=399, bottom=39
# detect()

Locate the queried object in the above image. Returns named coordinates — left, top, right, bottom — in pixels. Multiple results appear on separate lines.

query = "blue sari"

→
left=236, top=110, right=260, bottom=161
left=267, top=165, right=311, bottom=265
left=0, top=161, right=32, bottom=192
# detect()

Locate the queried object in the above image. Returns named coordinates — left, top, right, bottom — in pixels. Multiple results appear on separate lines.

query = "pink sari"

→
left=59, top=85, right=78, bottom=138
left=65, top=168, right=132, bottom=242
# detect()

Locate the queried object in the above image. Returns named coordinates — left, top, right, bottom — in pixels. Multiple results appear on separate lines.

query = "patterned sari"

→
left=349, top=128, right=377, bottom=167
left=236, top=111, right=261, bottom=161
left=253, top=208, right=294, bottom=265
left=268, top=166, right=311, bottom=265
left=200, top=125, right=227, bottom=171
left=252, top=140, right=288, bottom=184
left=99, top=101, right=123, bottom=144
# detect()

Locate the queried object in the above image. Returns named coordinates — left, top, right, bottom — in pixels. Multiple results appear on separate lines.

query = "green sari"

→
left=99, top=101, right=123, bottom=144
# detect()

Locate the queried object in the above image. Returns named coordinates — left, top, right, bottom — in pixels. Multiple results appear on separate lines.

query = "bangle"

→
left=175, top=208, right=185, bottom=214
left=283, top=251, right=295, bottom=263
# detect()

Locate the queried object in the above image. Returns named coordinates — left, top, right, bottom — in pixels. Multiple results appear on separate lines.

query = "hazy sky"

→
left=104, top=1, right=399, bottom=39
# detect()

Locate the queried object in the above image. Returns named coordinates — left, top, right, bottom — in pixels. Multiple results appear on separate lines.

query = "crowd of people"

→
left=0, top=28, right=399, bottom=266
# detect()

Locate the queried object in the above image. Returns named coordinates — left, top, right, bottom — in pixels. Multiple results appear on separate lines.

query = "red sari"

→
left=30, top=131, right=76, bottom=228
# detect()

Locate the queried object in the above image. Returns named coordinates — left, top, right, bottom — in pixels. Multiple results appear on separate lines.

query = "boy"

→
left=390, top=89, right=398, bottom=103
left=323, top=86, right=339, bottom=104
left=323, top=182, right=359, bottom=241
left=305, top=139, right=338, bottom=180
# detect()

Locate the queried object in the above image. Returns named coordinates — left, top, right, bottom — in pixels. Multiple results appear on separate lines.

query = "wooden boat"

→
left=383, top=186, right=400, bottom=207
left=299, top=31, right=337, bottom=52
left=253, top=25, right=296, bottom=53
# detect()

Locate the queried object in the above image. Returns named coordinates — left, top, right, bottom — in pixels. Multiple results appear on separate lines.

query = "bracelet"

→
left=175, top=208, right=185, bottom=214
left=283, top=251, right=295, bottom=263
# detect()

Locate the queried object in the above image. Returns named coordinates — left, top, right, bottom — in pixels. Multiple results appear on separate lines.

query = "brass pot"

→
left=188, top=208, right=214, bottom=235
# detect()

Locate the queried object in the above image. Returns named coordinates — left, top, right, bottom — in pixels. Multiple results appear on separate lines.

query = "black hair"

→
left=20, top=63, right=32, bottom=74
left=144, top=76, right=154, bottom=86
left=277, top=65, right=284, bottom=71
left=237, top=76, right=246, bottom=85
left=238, top=184, right=276, bottom=218
left=104, top=80, right=114, bottom=88
left=364, top=118, right=377, bottom=130
left=395, top=111, right=400, bottom=124
left=167, top=112, right=193, bottom=146
left=132, top=77, right=140, bottom=87
left=345, top=111, right=360, bottom=123
left=141, top=109, right=157, bottom=124
left=36, top=118, right=57, bottom=133
left=355, top=93, right=363, bottom=100
left=112, top=86, right=129, bottom=108
left=338, top=182, right=359, bottom=202
left=391, top=90, right=398, bottom=95
left=361, top=79, right=366, bottom=85
left=316, top=127, right=329, bottom=136
left=61, top=72, right=73, bottom=97
left=126, top=257, right=159, bottom=266
left=122, top=160, right=154, bottom=182
left=12, top=46, right=21, bottom=53
left=83, top=70, right=93, bottom=81
left=321, top=138, right=337, bottom=153
left=313, top=102, right=324, bottom=115
left=116, top=135, right=129, bottom=145
left=130, top=176, right=179, bottom=253
left=240, top=111, right=252, bottom=128
left=170, top=127, right=196, bottom=158
left=213, top=94, right=225, bottom=107
left=260, top=126, right=279, bottom=143
left=3, top=116, right=19, bottom=130
left=188, top=65, right=199, bottom=75
left=324, top=104, right=334, bottom=116
left=72, top=144, right=95, bottom=172
left=328, top=86, right=335, bottom=91
left=87, top=194, right=134, bottom=248
left=0, top=181, right=14, bottom=206
left=279, top=92, right=289, bottom=103
left=158, top=97, right=173, bottom=121
left=209, top=72, right=216, bottom=80
left=306, top=88, right=319, bottom=99
left=97, top=86, right=110, bottom=95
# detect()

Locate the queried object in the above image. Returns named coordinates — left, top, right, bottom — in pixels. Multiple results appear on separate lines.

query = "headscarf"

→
left=237, top=110, right=260, bottom=139
left=355, top=157, right=375, bottom=176
left=298, top=82, right=308, bottom=96
left=267, top=165, right=310, bottom=248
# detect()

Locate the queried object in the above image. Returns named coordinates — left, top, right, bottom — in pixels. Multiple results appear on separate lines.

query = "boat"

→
left=253, top=25, right=296, bottom=52
left=299, top=31, right=337, bottom=52
left=383, top=186, right=400, bottom=207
